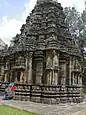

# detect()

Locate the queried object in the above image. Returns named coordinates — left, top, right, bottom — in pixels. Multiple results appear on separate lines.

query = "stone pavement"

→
left=0, top=96, right=86, bottom=115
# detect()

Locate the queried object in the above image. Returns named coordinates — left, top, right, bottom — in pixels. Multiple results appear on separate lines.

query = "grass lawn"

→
left=0, top=105, right=37, bottom=115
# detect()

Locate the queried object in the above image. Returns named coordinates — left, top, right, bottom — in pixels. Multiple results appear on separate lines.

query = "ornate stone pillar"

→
left=59, top=60, right=66, bottom=85
left=25, top=53, right=28, bottom=83
left=27, top=52, right=33, bottom=84
left=79, top=76, right=82, bottom=86
left=4, top=61, right=9, bottom=82
left=72, top=73, right=75, bottom=85
left=34, top=51, right=43, bottom=84
left=47, top=71, right=52, bottom=85
left=36, top=60, right=43, bottom=84
left=72, top=57, right=75, bottom=85
left=46, top=51, right=52, bottom=85
left=69, top=57, right=72, bottom=85
left=0, top=65, right=4, bottom=81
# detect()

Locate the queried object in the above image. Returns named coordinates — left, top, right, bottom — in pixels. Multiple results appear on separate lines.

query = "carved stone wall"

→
left=0, top=0, right=83, bottom=104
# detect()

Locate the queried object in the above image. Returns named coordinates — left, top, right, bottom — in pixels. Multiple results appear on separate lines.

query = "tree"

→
left=64, top=6, right=86, bottom=85
left=64, top=7, right=83, bottom=39
left=81, top=10, right=86, bottom=47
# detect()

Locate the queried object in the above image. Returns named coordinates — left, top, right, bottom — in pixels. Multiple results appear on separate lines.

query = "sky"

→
left=0, top=0, right=85, bottom=45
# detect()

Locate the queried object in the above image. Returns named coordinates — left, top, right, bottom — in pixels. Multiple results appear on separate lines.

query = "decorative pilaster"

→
left=59, top=59, right=66, bottom=85
left=46, top=51, right=52, bottom=85
left=4, top=61, right=9, bottom=82
left=69, top=57, right=72, bottom=85
left=72, top=73, right=75, bottom=85
left=28, top=52, right=33, bottom=84
left=34, top=51, right=43, bottom=84
left=47, top=71, right=52, bottom=85
left=25, top=52, right=29, bottom=83
left=36, top=60, right=43, bottom=84
left=0, top=65, right=4, bottom=82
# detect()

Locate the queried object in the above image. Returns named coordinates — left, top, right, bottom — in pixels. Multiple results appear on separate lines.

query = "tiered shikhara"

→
left=0, top=0, right=83, bottom=103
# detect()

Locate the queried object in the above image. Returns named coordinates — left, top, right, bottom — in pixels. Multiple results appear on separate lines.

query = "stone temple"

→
left=0, top=0, right=83, bottom=103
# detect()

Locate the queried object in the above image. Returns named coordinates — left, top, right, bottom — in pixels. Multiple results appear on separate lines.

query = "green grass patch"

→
left=0, top=105, right=37, bottom=115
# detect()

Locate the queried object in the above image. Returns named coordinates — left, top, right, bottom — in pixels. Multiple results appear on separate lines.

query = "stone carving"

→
left=47, top=71, right=52, bottom=85
left=53, top=50, right=58, bottom=68
left=46, top=56, right=52, bottom=68
left=0, top=0, right=83, bottom=103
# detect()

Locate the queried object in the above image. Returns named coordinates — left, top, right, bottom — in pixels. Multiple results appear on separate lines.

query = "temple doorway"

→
left=12, top=70, right=21, bottom=83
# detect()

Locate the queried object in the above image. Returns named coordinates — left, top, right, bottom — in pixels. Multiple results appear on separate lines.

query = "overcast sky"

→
left=0, top=0, right=85, bottom=45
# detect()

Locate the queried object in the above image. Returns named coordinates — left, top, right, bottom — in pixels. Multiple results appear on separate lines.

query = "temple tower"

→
left=0, top=0, right=83, bottom=104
